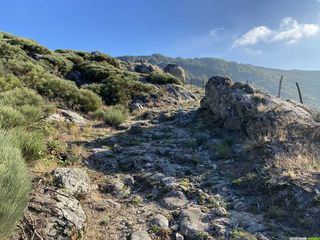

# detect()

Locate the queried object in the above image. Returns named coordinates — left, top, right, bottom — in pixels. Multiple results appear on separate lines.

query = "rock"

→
left=52, top=168, right=91, bottom=199
left=210, top=207, right=228, bottom=217
left=233, top=201, right=248, bottom=211
left=163, top=84, right=197, bottom=102
left=92, top=199, right=121, bottom=211
left=201, top=76, right=320, bottom=142
left=60, top=109, right=88, bottom=126
left=131, top=102, right=144, bottom=112
left=229, top=211, right=266, bottom=233
left=131, top=230, right=152, bottom=240
left=175, top=232, right=184, bottom=240
left=149, top=214, right=169, bottom=228
left=162, top=190, right=189, bottom=210
left=104, top=178, right=129, bottom=197
left=17, top=187, right=86, bottom=240
left=179, top=207, right=210, bottom=239
left=164, top=64, right=186, bottom=83
left=46, top=113, right=65, bottom=122
left=124, top=175, right=135, bottom=187
left=134, top=61, right=161, bottom=74
left=129, top=125, right=144, bottom=135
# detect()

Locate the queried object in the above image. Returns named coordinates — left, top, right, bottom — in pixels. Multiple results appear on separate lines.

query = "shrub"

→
left=6, top=34, right=51, bottom=55
left=40, top=53, right=74, bottom=76
left=148, top=72, right=182, bottom=85
left=9, top=128, right=46, bottom=162
left=0, top=106, right=26, bottom=129
left=94, top=105, right=128, bottom=126
left=38, top=78, right=102, bottom=112
left=0, top=88, right=44, bottom=107
left=0, top=74, right=23, bottom=91
left=0, top=132, right=31, bottom=239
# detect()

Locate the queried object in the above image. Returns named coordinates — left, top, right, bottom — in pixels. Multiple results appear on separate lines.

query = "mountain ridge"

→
left=119, top=54, right=320, bottom=106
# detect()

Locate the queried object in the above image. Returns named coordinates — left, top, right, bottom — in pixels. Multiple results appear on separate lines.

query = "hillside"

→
left=119, top=54, right=320, bottom=106
left=0, top=32, right=319, bottom=240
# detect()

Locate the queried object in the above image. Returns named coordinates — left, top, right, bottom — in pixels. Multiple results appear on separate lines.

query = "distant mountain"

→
left=119, top=54, right=320, bottom=106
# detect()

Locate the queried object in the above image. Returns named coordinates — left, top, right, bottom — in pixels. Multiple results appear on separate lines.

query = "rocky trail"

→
left=13, top=79, right=320, bottom=240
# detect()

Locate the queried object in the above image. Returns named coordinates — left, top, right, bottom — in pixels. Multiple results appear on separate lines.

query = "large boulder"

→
left=134, top=61, right=161, bottom=74
left=201, top=76, right=320, bottom=142
left=163, top=64, right=186, bottom=83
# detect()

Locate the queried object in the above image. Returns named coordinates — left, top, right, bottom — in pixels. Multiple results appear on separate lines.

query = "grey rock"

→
left=131, top=230, right=151, bottom=240
left=175, top=232, right=184, bottom=240
left=134, top=61, right=161, bottom=74
left=233, top=201, right=248, bottom=211
left=92, top=199, right=121, bottom=211
left=179, top=207, right=210, bottom=239
left=18, top=187, right=86, bottom=240
left=210, top=207, right=228, bottom=217
left=164, top=64, right=186, bottom=83
left=60, top=109, right=88, bottom=126
left=229, top=211, right=266, bottom=233
left=129, top=125, right=144, bottom=135
left=201, top=76, right=320, bottom=142
left=124, top=175, right=135, bottom=187
left=150, top=214, right=169, bottom=228
left=163, top=84, right=197, bottom=102
left=53, top=168, right=91, bottom=199
left=162, top=190, right=189, bottom=210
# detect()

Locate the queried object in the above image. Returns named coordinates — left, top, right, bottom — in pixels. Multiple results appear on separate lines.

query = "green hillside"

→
left=119, top=54, right=320, bottom=106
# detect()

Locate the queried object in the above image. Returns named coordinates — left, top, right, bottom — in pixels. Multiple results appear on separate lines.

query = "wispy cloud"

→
left=233, top=17, right=320, bottom=47
left=209, top=27, right=224, bottom=37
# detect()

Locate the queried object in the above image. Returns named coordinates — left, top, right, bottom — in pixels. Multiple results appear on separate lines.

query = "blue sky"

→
left=1, top=0, right=320, bottom=70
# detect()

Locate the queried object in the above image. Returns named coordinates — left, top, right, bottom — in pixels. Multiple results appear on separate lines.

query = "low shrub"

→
left=38, top=78, right=102, bottom=112
left=0, top=106, right=26, bottom=129
left=40, top=53, right=74, bottom=76
left=94, top=105, right=128, bottom=126
left=0, top=132, right=31, bottom=239
left=9, top=128, right=46, bottom=162
left=148, top=72, right=182, bottom=85
left=0, top=88, right=44, bottom=107
left=0, top=74, right=23, bottom=91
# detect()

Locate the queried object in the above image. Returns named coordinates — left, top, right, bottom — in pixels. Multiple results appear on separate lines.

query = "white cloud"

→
left=233, top=26, right=273, bottom=47
left=233, top=17, right=320, bottom=47
left=209, top=27, right=224, bottom=37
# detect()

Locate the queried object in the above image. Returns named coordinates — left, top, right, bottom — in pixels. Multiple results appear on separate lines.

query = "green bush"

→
left=40, top=53, right=74, bottom=76
left=9, top=128, right=46, bottom=162
left=148, top=72, right=182, bottom=85
left=94, top=105, right=128, bottom=126
left=0, top=132, right=31, bottom=239
left=0, top=74, right=22, bottom=91
left=0, top=88, right=44, bottom=107
left=5, top=33, right=51, bottom=55
left=38, top=78, right=102, bottom=112
left=0, top=106, right=26, bottom=129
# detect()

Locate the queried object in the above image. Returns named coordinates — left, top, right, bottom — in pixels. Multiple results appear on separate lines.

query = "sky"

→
left=0, top=0, right=320, bottom=70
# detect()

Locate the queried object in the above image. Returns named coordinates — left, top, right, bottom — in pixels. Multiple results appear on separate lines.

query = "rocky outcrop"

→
left=128, top=61, right=161, bottom=74
left=201, top=76, right=320, bottom=142
left=15, top=186, right=86, bottom=240
left=47, top=109, right=88, bottom=126
left=53, top=168, right=91, bottom=199
left=164, top=64, right=186, bottom=83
